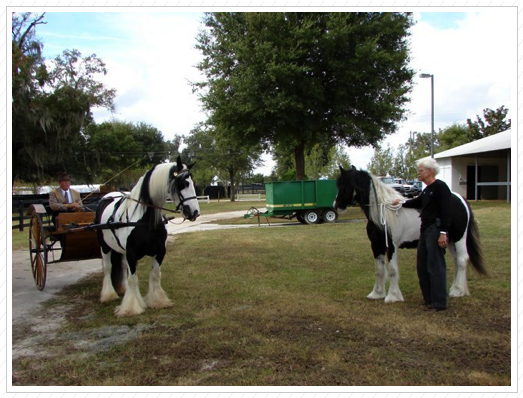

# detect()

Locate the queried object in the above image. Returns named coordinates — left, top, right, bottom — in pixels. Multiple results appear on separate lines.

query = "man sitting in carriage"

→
left=49, top=173, right=84, bottom=218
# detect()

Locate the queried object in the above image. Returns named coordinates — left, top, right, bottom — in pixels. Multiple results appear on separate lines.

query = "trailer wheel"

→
left=296, top=212, right=307, bottom=224
left=323, top=209, right=338, bottom=223
left=304, top=210, right=320, bottom=225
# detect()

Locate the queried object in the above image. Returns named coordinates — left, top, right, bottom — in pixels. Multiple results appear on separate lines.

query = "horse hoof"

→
left=114, top=305, right=144, bottom=317
left=384, top=295, right=404, bottom=303
left=367, top=293, right=386, bottom=300
left=100, top=291, right=119, bottom=303
left=145, top=297, right=173, bottom=309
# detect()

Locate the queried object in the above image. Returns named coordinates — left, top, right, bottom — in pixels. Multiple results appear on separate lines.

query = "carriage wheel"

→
left=29, top=213, right=47, bottom=291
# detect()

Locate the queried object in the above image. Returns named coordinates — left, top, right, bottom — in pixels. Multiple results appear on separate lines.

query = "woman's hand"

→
left=438, top=233, right=448, bottom=249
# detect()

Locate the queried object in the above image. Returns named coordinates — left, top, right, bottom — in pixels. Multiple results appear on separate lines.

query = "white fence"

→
left=236, top=193, right=264, bottom=201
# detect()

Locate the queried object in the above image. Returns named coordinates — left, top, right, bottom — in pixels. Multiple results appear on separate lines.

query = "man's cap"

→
left=57, top=173, right=71, bottom=181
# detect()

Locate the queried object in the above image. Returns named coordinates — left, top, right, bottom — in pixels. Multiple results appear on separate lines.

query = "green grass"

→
left=12, top=201, right=511, bottom=386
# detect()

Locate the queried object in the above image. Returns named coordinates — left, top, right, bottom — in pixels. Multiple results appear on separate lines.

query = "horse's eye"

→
left=185, top=181, right=190, bottom=189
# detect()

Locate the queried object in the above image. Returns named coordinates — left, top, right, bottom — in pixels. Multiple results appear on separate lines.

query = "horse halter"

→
left=170, top=169, right=197, bottom=213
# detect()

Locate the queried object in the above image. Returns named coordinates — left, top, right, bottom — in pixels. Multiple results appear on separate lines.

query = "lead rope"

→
left=379, top=202, right=404, bottom=248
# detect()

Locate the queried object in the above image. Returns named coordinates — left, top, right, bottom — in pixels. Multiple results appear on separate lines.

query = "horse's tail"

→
left=110, top=250, right=127, bottom=295
left=466, top=205, right=488, bottom=276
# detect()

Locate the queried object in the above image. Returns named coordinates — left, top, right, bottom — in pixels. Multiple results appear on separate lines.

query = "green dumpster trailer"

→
left=246, top=179, right=339, bottom=224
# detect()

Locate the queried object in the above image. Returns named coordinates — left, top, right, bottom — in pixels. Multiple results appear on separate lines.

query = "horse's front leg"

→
left=367, top=254, right=387, bottom=300
left=367, top=223, right=387, bottom=300
left=115, top=254, right=146, bottom=317
left=144, top=256, right=173, bottom=309
left=100, top=250, right=119, bottom=302
left=144, top=231, right=172, bottom=309
left=385, top=246, right=404, bottom=303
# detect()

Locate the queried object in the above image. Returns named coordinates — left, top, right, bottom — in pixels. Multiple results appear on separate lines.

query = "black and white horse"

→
left=95, top=157, right=200, bottom=317
left=334, top=166, right=487, bottom=303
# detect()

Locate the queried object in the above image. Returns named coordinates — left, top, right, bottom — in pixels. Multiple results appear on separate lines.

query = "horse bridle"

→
left=170, top=169, right=198, bottom=213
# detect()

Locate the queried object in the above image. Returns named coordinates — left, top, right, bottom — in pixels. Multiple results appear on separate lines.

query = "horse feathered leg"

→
left=115, top=256, right=146, bottom=317
left=144, top=259, right=173, bottom=309
left=368, top=254, right=387, bottom=300
left=366, top=222, right=389, bottom=300
left=100, top=251, right=119, bottom=302
left=449, top=239, right=470, bottom=297
left=385, top=249, right=404, bottom=303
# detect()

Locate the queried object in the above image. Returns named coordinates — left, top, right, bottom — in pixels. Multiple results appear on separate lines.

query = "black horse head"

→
left=169, top=156, right=199, bottom=221
left=334, top=165, right=372, bottom=211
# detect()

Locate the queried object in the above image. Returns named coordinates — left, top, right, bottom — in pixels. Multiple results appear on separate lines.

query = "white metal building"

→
left=434, top=129, right=511, bottom=202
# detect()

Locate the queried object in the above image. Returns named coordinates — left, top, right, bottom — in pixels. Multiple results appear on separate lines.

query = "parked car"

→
left=411, top=181, right=423, bottom=196
left=378, top=176, right=404, bottom=195
left=394, top=178, right=417, bottom=198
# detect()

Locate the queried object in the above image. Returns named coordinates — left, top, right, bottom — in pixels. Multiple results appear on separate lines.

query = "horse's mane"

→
left=126, top=162, right=176, bottom=226
left=349, top=170, right=403, bottom=233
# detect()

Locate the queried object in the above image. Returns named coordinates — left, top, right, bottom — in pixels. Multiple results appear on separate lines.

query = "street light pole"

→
left=420, top=73, right=434, bottom=158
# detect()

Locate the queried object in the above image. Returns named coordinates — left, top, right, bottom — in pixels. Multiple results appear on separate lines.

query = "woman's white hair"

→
left=416, top=157, right=440, bottom=175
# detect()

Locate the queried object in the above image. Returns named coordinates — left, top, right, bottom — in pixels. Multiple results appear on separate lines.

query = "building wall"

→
left=437, top=151, right=510, bottom=200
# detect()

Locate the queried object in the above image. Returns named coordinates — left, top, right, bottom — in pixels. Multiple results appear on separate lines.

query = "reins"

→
left=126, top=196, right=181, bottom=215
left=124, top=196, right=191, bottom=225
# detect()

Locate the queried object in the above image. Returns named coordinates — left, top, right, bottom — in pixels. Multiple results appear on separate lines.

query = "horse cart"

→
left=27, top=204, right=101, bottom=291
left=245, top=179, right=339, bottom=225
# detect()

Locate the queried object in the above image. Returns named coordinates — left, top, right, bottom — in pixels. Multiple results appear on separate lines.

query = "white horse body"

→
left=96, top=158, right=200, bottom=317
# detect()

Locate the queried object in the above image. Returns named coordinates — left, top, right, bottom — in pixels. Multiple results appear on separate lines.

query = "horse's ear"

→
left=339, top=165, right=345, bottom=173
left=351, top=165, right=356, bottom=171
left=187, top=162, right=196, bottom=170
left=176, top=156, right=184, bottom=171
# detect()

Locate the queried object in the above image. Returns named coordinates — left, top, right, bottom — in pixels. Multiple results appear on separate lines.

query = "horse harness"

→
left=97, top=168, right=196, bottom=251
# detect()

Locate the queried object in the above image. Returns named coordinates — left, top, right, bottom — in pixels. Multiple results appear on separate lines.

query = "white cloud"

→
left=348, top=9, right=515, bottom=171
left=91, top=12, right=206, bottom=139
left=411, top=11, right=513, bottom=121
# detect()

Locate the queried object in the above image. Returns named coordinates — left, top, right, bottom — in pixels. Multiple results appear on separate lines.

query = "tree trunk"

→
left=229, top=169, right=236, bottom=202
left=12, top=144, right=22, bottom=185
left=294, top=141, right=306, bottom=180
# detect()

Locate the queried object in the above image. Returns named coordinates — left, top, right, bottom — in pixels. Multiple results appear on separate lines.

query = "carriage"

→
left=24, top=158, right=201, bottom=318
left=27, top=204, right=102, bottom=291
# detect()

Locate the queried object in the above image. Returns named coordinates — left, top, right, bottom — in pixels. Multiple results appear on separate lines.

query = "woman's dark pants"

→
left=417, top=224, right=448, bottom=309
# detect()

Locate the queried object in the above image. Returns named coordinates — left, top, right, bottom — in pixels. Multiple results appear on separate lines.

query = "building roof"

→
left=434, top=129, right=511, bottom=159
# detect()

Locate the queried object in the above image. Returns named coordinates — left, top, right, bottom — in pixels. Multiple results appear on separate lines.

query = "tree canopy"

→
left=12, top=13, right=116, bottom=184
left=195, top=12, right=415, bottom=180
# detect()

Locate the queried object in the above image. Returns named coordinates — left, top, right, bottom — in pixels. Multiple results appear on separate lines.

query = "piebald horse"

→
left=334, top=166, right=487, bottom=303
left=95, top=157, right=200, bottom=316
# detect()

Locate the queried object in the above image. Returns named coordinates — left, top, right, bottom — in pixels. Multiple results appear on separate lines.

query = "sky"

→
left=33, top=8, right=516, bottom=175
